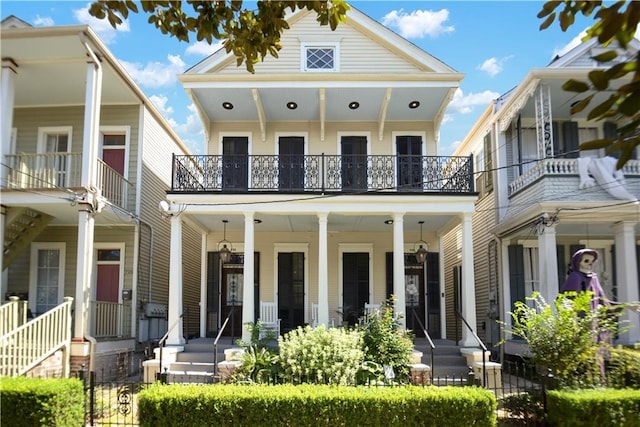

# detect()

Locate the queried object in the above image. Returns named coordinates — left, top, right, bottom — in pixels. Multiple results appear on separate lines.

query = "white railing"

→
left=0, top=297, right=29, bottom=338
left=4, top=153, right=133, bottom=210
left=90, top=301, right=132, bottom=339
left=509, top=158, right=640, bottom=196
left=0, top=297, right=73, bottom=377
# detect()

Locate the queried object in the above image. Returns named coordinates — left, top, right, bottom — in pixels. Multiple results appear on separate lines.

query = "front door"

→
left=396, top=135, right=423, bottom=191
left=222, top=136, right=248, bottom=190
left=342, top=252, right=369, bottom=326
left=29, top=243, right=65, bottom=317
left=278, top=252, right=305, bottom=333
left=279, top=137, right=305, bottom=191
left=341, top=136, right=368, bottom=191
left=221, top=265, right=244, bottom=338
left=405, top=259, right=426, bottom=337
left=96, top=249, right=121, bottom=302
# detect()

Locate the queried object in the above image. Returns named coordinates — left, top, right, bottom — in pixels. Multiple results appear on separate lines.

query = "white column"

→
left=439, top=235, right=446, bottom=339
left=460, top=213, right=478, bottom=347
left=613, top=221, right=640, bottom=344
left=242, top=213, right=255, bottom=342
left=80, top=52, right=102, bottom=186
left=1, top=59, right=17, bottom=195
left=537, top=223, right=559, bottom=304
left=0, top=207, right=6, bottom=297
left=500, top=239, right=512, bottom=340
left=74, top=203, right=95, bottom=338
left=392, top=213, right=406, bottom=328
left=317, top=213, right=330, bottom=326
left=200, top=233, right=207, bottom=338
left=167, top=215, right=184, bottom=345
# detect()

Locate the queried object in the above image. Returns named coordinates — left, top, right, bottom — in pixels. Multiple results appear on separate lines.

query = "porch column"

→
left=167, top=214, right=185, bottom=345
left=613, top=221, right=640, bottom=344
left=537, top=222, right=558, bottom=304
left=74, top=203, right=95, bottom=339
left=460, top=213, right=477, bottom=347
left=392, top=213, right=406, bottom=328
left=200, top=233, right=207, bottom=338
left=80, top=42, right=102, bottom=187
left=242, top=213, right=255, bottom=343
left=0, top=207, right=6, bottom=297
left=1, top=59, right=17, bottom=194
left=317, top=213, right=330, bottom=326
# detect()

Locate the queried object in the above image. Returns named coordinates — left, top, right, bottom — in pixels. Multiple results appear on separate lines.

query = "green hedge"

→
left=546, top=388, right=640, bottom=427
left=139, top=384, right=496, bottom=427
left=0, top=376, right=84, bottom=427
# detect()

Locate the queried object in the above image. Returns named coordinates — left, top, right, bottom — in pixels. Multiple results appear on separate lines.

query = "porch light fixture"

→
left=384, top=219, right=394, bottom=225
left=348, top=101, right=360, bottom=110
left=414, top=221, right=428, bottom=264
left=287, top=101, right=298, bottom=110
left=409, top=101, right=420, bottom=109
left=222, top=102, right=234, bottom=110
left=218, top=220, right=232, bottom=263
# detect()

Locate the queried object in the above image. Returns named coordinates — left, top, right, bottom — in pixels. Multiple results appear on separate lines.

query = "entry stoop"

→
left=412, top=339, right=473, bottom=381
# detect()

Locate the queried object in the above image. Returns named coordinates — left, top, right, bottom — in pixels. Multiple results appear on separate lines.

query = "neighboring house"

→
left=0, top=16, right=201, bottom=376
left=161, top=6, right=480, bottom=347
left=450, top=36, right=640, bottom=360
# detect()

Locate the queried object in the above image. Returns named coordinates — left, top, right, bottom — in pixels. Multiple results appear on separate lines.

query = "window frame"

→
left=301, top=42, right=340, bottom=72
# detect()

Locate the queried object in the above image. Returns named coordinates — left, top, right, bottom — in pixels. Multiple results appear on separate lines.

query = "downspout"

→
left=79, top=31, right=102, bottom=372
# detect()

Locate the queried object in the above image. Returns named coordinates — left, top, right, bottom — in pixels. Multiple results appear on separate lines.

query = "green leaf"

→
left=562, top=79, right=590, bottom=93
left=580, top=138, right=614, bottom=151
left=592, top=50, right=618, bottom=63
left=587, top=95, right=618, bottom=120
left=588, top=69, right=610, bottom=90
left=538, top=1, right=562, bottom=18
left=619, top=92, right=640, bottom=116
left=570, top=94, right=593, bottom=114
left=539, top=12, right=556, bottom=30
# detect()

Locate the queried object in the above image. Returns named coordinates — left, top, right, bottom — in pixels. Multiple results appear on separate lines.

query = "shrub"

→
left=0, top=376, right=85, bottom=427
left=360, top=296, right=414, bottom=382
left=502, top=291, right=621, bottom=388
left=138, top=383, right=497, bottom=427
left=278, top=325, right=365, bottom=384
left=606, top=346, right=640, bottom=388
left=546, top=388, right=640, bottom=427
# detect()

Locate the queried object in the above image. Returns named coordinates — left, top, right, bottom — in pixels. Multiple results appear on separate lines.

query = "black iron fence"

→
left=78, top=357, right=549, bottom=426
left=171, top=154, right=474, bottom=194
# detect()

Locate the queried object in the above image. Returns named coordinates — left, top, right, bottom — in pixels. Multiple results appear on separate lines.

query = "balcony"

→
left=171, top=154, right=475, bottom=194
left=5, top=153, right=133, bottom=210
left=508, top=158, right=640, bottom=197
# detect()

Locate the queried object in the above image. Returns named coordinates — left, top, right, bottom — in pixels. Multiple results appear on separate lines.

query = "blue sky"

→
left=0, top=1, right=615, bottom=155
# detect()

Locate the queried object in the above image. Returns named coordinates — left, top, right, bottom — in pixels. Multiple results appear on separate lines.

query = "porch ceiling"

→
left=187, top=85, right=450, bottom=123
left=181, top=212, right=455, bottom=234
left=2, top=26, right=139, bottom=107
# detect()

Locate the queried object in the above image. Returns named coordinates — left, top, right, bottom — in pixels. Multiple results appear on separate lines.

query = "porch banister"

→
left=392, top=213, right=406, bottom=329
left=242, top=213, right=255, bottom=343
left=317, top=213, right=329, bottom=325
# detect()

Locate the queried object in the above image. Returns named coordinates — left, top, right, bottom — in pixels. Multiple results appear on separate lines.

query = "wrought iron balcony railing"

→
left=171, top=154, right=475, bottom=194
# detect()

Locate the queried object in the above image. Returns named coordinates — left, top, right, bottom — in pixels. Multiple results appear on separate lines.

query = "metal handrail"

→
left=157, top=314, right=183, bottom=377
left=213, top=310, right=235, bottom=378
left=455, top=309, right=487, bottom=386
left=409, top=306, right=436, bottom=381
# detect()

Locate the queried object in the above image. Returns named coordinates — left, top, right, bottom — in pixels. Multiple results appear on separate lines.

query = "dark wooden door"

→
left=341, top=136, right=367, bottom=190
left=278, top=252, right=305, bottom=333
left=396, top=135, right=423, bottom=191
left=279, top=137, right=305, bottom=191
left=222, top=137, right=248, bottom=190
left=342, top=252, right=369, bottom=326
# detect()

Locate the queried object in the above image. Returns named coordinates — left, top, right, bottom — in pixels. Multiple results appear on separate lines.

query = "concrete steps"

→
left=412, top=339, right=474, bottom=379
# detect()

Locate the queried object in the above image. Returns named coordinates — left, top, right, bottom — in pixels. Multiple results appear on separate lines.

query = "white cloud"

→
left=186, top=40, right=224, bottom=57
left=33, top=15, right=54, bottom=26
left=121, top=55, right=186, bottom=88
left=381, top=9, right=454, bottom=39
left=447, top=88, right=499, bottom=114
left=73, top=3, right=130, bottom=44
left=149, top=94, right=174, bottom=117
left=477, top=56, right=513, bottom=77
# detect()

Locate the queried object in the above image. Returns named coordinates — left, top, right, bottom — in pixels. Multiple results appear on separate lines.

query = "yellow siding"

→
left=214, top=12, right=425, bottom=75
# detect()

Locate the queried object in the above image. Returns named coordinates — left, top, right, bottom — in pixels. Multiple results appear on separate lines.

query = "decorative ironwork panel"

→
left=172, top=154, right=473, bottom=193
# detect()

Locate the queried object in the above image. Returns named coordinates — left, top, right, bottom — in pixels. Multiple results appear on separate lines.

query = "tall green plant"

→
left=361, top=296, right=414, bottom=382
left=502, top=291, right=621, bottom=388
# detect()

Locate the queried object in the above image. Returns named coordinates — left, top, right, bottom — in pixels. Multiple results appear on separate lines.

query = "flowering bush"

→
left=278, top=325, right=365, bottom=385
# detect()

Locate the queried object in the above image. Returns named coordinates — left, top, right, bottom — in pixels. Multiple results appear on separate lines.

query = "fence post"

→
left=467, top=366, right=477, bottom=386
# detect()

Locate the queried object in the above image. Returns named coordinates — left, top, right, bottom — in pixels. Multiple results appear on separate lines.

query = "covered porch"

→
left=160, top=192, right=479, bottom=347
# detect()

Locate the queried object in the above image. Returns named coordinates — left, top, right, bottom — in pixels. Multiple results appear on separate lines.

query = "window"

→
left=37, top=126, right=73, bottom=187
left=302, top=43, right=339, bottom=71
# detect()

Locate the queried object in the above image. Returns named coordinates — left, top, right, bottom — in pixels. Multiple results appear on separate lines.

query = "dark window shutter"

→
left=552, top=121, right=560, bottom=158
left=562, top=121, right=579, bottom=158
left=508, top=244, right=525, bottom=309
left=557, top=245, right=566, bottom=292
left=386, top=252, right=394, bottom=299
